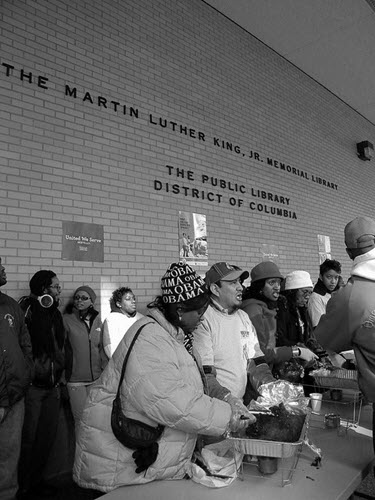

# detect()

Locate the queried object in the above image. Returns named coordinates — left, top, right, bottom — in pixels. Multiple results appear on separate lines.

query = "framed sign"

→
left=62, top=221, right=104, bottom=262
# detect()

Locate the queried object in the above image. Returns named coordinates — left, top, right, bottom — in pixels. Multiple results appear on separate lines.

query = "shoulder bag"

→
left=111, top=321, right=164, bottom=473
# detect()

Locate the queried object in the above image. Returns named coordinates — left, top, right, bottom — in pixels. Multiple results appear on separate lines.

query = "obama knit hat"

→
left=161, top=261, right=207, bottom=304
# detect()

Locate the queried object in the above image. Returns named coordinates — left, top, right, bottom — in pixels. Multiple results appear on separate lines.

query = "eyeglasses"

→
left=49, top=285, right=62, bottom=291
left=74, top=295, right=91, bottom=301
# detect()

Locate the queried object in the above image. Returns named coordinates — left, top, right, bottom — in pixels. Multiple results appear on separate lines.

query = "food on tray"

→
left=310, top=366, right=359, bottom=390
left=244, top=403, right=306, bottom=443
left=273, top=359, right=305, bottom=383
left=310, top=367, right=358, bottom=379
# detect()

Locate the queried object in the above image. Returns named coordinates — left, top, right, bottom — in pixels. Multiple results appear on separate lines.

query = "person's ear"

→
left=318, top=274, right=323, bottom=281
left=176, top=305, right=184, bottom=322
left=116, top=301, right=122, bottom=309
left=210, top=282, right=220, bottom=298
left=346, top=248, right=354, bottom=260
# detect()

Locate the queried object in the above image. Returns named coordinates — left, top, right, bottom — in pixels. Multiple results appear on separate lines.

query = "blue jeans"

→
left=18, top=385, right=60, bottom=493
left=0, top=398, right=25, bottom=500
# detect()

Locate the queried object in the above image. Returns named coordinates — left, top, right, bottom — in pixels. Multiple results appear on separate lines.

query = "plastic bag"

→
left=189, top=441, right=242, bottom=488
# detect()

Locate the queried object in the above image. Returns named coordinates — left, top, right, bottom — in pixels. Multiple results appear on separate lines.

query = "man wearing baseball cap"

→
left=315, top=216, right=375, bottom=451
left=193, top=262, right=275, bottom=417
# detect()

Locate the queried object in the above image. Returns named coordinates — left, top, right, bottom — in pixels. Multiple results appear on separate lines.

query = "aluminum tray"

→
left=313, top=369, right=358, bottom=390
left=226, top=410, right=309, bottom=458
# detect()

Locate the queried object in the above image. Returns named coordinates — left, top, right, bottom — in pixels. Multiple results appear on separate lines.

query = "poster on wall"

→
left=317, top=234, right=331, bottom=264
left=178, top=211, right=208, bottom=266
left=260, top=244, right=280, bottom=266
left=62, top=221, right=104, bottom=262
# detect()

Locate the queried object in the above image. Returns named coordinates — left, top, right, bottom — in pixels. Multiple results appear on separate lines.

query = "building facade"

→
left=1, top=0, right=374, bottom=315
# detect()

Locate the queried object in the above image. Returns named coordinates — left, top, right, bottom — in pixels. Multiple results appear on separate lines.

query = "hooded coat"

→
left=241, top=297, right=293, bottom=366
left=73, top=309, right=231, bottom=492
left=315, top=247, right=375, bottom=401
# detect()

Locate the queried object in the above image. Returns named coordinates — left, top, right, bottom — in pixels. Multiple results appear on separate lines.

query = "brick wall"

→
left=1, top=0, right=375, bottom=316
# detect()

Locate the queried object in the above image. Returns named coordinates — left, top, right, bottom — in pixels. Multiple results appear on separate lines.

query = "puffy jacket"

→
left=315, top=248, right=375, bottom=402
left=73, top=309, right=231, bottom=492
left=0, top=293, right=33, bottom=407
left=64, top=308, right=107, bottom=383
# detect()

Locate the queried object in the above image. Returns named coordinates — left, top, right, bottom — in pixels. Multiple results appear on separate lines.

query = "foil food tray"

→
left=313, top=369, right=358, bottom=390
left=226, top=411, right=309, bottom=458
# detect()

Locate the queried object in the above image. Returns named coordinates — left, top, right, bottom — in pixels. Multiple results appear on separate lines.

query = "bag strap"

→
left=115, top=321, right=153, bottom=399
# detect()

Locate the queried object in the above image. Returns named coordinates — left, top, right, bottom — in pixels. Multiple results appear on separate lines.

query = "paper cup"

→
left=310, top=393, right=323, bottom=413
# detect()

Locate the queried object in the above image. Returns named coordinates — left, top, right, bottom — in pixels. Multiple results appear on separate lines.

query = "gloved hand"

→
left=132, top=442, right=159, bottom=473
left=227, top=407, right=256, bottom=433
left=224, top=394, right=256, bottom=433
left=224, top=393, right=248, bottom=412
left=298, top=347, right=318, bottom=363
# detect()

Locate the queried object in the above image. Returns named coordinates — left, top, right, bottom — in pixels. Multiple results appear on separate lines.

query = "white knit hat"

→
left=284, top=270, right=313, bottom=290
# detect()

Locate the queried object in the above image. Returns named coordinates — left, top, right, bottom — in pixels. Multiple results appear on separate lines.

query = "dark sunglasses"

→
left=74, top=295, right=91, bottom=301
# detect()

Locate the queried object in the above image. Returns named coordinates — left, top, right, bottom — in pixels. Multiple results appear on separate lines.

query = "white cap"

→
left=284, top=270, right=313, bottom=290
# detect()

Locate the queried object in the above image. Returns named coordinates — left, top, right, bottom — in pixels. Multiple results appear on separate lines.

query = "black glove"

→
left=132, top=442, right=159, bottom=473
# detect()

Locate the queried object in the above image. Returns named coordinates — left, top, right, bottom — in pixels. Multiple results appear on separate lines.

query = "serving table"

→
left=100, top=402, right=373, bottom=500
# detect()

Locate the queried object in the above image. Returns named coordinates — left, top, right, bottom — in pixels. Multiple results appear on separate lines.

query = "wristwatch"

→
left=292, top=346, right=301, bottom=357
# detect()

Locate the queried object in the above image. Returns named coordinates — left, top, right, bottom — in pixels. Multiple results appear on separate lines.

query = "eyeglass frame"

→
left=49, top=284, right=62, bottom=291
left=74, top=295, right=91, bottom=301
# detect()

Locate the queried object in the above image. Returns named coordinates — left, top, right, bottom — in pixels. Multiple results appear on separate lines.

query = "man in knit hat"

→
left=0, top=258, right=33, bottom=500
left=193, top=262, right=275, bottom=413
left=315, top=216, right=375, bottom=452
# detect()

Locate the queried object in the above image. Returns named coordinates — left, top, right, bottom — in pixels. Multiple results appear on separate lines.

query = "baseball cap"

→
left=205, top=262, right=249, bottom=287
left=344, top=216, right=375, bottom=250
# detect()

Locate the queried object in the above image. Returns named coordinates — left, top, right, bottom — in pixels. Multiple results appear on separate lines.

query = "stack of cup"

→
left=310, top=393, right=323, bottom=414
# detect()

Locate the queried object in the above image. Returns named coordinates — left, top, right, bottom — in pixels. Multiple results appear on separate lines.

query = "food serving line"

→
left=101, top=393, right=373, bottom=500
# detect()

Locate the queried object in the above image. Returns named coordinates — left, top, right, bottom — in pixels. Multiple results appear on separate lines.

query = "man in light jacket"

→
left=315, top=216, right=375, bottom=451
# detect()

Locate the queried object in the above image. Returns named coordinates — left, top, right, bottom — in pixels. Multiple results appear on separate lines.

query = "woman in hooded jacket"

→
left=73, top=262, right=253, bottom=493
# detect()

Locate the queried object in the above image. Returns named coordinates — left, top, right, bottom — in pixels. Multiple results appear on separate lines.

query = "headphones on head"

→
left=38, top=294, right=54, bottom=308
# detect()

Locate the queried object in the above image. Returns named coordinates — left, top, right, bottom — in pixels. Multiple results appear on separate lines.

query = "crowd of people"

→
left=1, top=215, right=375, bottom=498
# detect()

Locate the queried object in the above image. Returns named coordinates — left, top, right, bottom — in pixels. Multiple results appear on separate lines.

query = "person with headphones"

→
left=17, top=270, right=66, bottom=499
